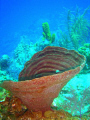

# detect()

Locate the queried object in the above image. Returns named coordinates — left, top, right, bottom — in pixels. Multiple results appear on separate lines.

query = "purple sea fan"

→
left=59, top=86, right=90, bottom=117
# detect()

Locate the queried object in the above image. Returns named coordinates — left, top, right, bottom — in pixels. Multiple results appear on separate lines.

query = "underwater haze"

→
left=0, top=0, right=90, bottom=56
left=0, top=0, right=90, bottom=119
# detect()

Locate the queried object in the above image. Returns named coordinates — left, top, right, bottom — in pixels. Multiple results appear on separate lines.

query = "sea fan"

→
left=59, top=86, right=90, bottom=117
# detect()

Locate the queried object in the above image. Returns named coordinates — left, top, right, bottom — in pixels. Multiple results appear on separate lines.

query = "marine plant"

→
left=0, top=87, right=10, bottom=102
left=66, top=87, right=90, bottom=117
left=59, top=6, right=90, bottom=49
left=42, top=22, right=55, bottom=43
left=52, top=86, right=90, bottom=118
left=78, top=43, right=90, bottom=70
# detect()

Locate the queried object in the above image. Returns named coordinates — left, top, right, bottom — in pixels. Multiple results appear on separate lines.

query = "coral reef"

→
left=13, top=40, right=36, bottom=65
left=62, top=87, right=90, bottom=117
left=0, top=54, right=11, bottom=70
left=58, top=7, right=90, bottom=49
left=0, top=87, right=10, bottom=102
left=52, top=73, right=90, bottom=118
left=0, top=46, right=86, bottom=118
left=0, top=7, right=90, bottom=119
left=67, top=7, right=90, bottom=49
left=7, top=39, right=37, bottom=80
left=78, top=43, right=90, bottom=70
left=0, top=95, right=27, bottom=119
left=42, top=22, right=55, bottom=43
left=0, top=95, right=89, bottom=119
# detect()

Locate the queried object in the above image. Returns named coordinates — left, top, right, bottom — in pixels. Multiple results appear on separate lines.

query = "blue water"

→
left=0, top=0, right=90, bottom=56
left=0, top=1, right=90, bottom=117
